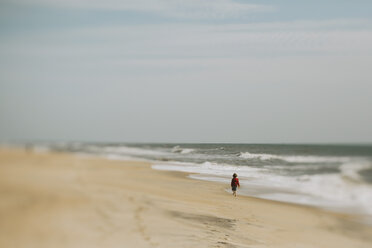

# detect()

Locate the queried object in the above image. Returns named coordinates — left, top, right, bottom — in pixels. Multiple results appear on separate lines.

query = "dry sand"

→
left=1, top=148, right=372, bottom=248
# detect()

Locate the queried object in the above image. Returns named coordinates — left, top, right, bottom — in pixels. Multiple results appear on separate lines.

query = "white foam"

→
left=283, top=155, right=350, bottom=163
left=240, top=171, right=372, bottom=216
left=180, top=148, right=194, bottom=154
left=239, top=152, right=350, bottom=163
left=152, top=161, right=266, bottom=178
left=239, top=152, right=279, bottom=160
left=171, top=146, right=195, bottom=154
left=152, top=159, right=372, bottom=217
left=340, top=161, right=371, bottom=182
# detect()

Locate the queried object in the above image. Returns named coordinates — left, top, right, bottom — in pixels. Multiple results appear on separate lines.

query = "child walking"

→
left=231, top=173, right=240, bottom=197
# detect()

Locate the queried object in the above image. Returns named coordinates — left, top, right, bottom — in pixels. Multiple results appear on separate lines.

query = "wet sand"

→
left=1, top=148, right=371, bottom=248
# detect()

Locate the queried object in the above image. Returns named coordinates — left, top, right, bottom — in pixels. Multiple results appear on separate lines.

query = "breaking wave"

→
left=239, top=152, right=350, bottom=163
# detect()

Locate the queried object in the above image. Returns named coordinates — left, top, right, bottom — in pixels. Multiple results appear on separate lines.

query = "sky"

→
left=0, top=0, right=372, bottom=143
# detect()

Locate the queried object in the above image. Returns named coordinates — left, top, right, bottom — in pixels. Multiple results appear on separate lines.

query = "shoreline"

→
left=1, top=147, right=372, bottom=247
left=128, top=157, right=372, bottom=224
left=15, top=142, right=372, bottom=219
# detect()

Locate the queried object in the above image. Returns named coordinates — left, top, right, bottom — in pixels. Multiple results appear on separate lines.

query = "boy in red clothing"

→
left=231, top=173, right=240, bottom=197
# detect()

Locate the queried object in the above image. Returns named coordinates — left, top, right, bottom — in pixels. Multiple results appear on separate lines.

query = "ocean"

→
left=42, top=143, right=372, bottom=220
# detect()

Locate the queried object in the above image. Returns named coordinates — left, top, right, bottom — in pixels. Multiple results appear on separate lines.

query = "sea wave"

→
left=171, top=146, right=195, bottom=154
left=292, top=173, right=372, bottom=214
left=239, top=152, right=280, bottom=160
left=340, top=161, right=372, bottom=182
left=103, top=145, right=169, bottom=157
left=239, top=152, right=350, bottom=163
left=41, top=142, right=372, bottom=218
left=152, top=161, right=266, bottom=177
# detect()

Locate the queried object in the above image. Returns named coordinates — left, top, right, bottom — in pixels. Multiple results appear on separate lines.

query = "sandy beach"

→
left=0, top=148, right=371, bottom=248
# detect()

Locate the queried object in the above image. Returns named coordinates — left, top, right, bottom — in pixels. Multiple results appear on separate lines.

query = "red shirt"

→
left=231, top=177, right=240, bottom=187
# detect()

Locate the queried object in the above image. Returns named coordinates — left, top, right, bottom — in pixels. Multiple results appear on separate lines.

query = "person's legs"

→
left=232, top=186, right=237, bottom=196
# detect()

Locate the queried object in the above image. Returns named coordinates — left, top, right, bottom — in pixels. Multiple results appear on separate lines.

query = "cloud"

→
left=6, top=0, right=274, bottom=20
